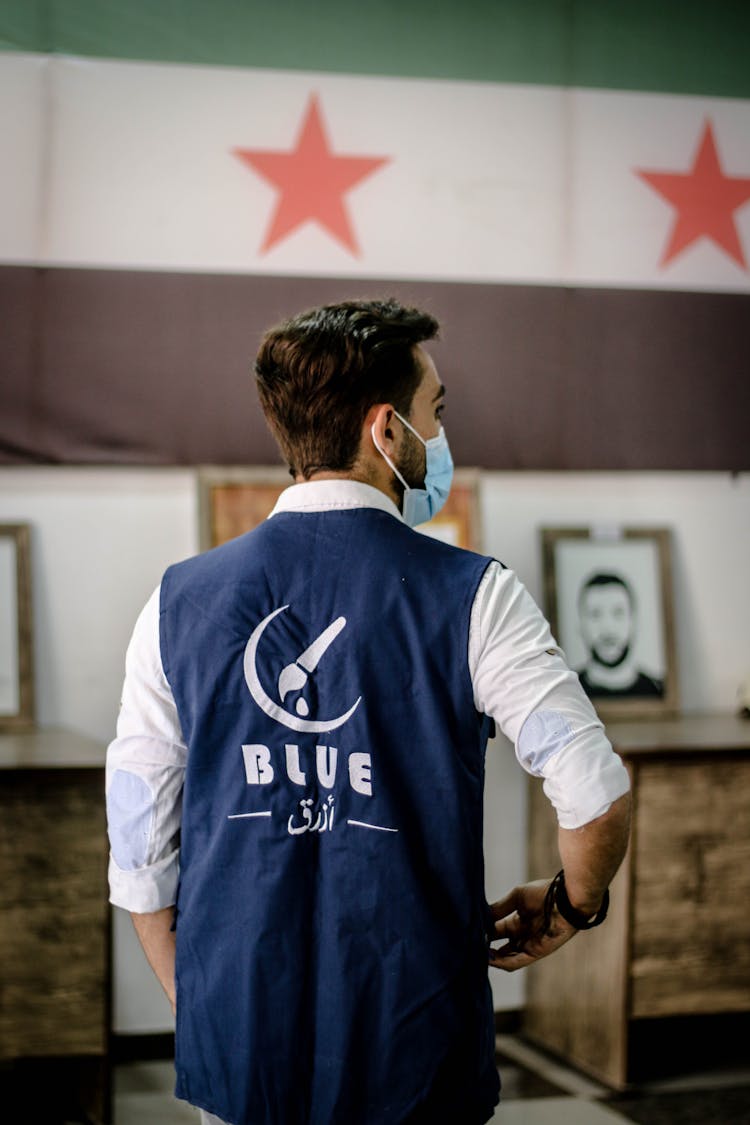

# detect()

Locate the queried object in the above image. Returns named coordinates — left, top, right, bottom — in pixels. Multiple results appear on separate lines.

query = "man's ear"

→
left=368, top=403, right=397, bottom=455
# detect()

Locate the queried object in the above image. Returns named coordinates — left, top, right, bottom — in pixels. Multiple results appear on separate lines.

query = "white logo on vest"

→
left=235, top=607, right=397, bottom=835
left=243, top=605, right=362, bottom=733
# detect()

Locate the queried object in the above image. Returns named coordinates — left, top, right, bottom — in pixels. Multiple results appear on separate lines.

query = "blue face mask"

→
left=371, top=410, right=454, bottom=527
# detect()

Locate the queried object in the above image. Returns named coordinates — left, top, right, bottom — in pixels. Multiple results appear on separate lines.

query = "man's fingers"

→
left=488, top=944, right=536, bottom=972
left=488, top=888, right=521, bottom=921
left=492, top=911, right=523, bottom=940
left=488, top=880, right=557, bottom=971
left=489, top=910, right=537, bottom=972
left=489, top=880, right=549, bottom=923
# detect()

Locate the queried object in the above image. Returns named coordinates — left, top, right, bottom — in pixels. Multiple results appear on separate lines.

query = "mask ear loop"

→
left=392, top=410, right=426, bottom=447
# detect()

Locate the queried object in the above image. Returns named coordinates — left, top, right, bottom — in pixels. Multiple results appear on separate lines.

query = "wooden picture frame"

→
left=541, top=527, right=678, bottom=719
left=0, top=523, right=34, bottom=731
left=198, top=468, right=481, bottom=551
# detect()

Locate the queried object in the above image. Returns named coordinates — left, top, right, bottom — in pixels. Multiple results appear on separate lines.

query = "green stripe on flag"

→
left=2, top=0, right=750, bottom=99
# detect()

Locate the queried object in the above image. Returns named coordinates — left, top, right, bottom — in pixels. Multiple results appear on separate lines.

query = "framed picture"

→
left=199, top=468, right=481, bottom=551
left=198, top=466, right=290, bottom=550
left=541, top=527, right=678, bottom=719
left=0, top=523, right=34, bottom=731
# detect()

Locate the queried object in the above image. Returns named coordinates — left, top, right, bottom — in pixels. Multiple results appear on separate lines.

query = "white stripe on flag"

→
left=1, top=55, right=749, bottom=292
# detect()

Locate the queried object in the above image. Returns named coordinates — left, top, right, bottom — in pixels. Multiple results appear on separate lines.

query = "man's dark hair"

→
left=578, top=571, right=635, bottom=610
left=254, top=298, right=439, bottom=478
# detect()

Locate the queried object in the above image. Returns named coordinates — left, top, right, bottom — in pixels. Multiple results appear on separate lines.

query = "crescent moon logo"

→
left=243, top=605, right=362, bottom=733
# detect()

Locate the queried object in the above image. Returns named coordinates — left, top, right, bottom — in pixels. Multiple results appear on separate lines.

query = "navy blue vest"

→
left=160, top=506, right=500, bottom=1124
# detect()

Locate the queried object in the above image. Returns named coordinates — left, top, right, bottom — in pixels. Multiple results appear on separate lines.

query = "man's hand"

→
left=489, top=791, right=632, bottom=971
left=488, top=879, right=577, bottom=972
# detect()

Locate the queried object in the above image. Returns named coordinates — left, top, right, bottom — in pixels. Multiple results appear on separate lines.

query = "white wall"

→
left=1, top=467, right=748, bottom=1027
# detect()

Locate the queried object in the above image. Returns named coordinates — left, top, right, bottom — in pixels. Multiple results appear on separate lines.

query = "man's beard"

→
left=590, top=641, right=631, bottom=669
left=394, top=428, right=426, bottom=496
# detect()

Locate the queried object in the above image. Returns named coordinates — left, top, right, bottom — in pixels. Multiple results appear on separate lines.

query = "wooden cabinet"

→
left=0, top=728, right=111, bottom=1123
left=523, top=714, right=750, bottom=1089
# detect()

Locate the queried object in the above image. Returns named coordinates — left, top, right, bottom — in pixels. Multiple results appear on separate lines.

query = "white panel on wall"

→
left=0, top=468, right=198, bottom=741
left=479, top=472, right=750, bottom=713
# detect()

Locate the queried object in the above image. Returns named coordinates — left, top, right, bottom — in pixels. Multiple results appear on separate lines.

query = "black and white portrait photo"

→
left=542, top=528, right=678, bottom=718
left=576, top=570, right=663, bottom=698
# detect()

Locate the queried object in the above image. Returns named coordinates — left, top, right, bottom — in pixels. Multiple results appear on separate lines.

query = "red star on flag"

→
left=233, top=95, right=389, bottom=257
left=636, top=119, right=750, bottom=269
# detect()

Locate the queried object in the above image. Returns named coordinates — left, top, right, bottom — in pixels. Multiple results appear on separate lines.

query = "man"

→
left=106, top=299, right=631, bottom=1125
left=577, top=571, right=664, bottom=698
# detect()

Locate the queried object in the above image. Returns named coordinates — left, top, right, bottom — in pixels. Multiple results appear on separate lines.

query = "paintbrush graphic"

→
left=277, top=616, right=347, bottom=704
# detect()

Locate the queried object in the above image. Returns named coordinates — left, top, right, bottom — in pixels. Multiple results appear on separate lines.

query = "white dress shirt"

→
left=107, top=480, right=630, bottom=913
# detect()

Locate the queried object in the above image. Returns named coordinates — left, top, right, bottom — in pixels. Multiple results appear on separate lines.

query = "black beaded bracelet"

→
left=543, top=869, right=609, bottom=931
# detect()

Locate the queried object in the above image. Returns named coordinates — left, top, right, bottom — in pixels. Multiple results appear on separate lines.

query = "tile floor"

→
left=114, top=1062, right=199, bottom=1124
left=112, top=1035, right=750, bottom=1124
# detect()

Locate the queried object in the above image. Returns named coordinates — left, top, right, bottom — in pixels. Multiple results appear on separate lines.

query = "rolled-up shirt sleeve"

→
left=469, top=562, right=630, bottom=829
left=106, top=585, right=186, bottom=912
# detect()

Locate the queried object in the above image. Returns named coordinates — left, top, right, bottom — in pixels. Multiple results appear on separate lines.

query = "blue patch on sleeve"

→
left=107, top=769, right=155, bottom=871
left=517, top=710, right=574, bottom=774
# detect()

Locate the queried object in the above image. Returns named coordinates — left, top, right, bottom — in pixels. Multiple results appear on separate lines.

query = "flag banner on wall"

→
left=1, top=1, right=749, bottom=469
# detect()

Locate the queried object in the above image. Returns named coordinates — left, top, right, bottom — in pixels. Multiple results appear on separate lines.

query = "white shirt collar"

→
left=269, top=479, right=403, bottom=521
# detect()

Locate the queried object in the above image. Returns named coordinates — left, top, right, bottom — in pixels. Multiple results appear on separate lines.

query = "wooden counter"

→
left=523, top=713, right=750, bottom=1088
left=0, top=727, right=111, bottom=1123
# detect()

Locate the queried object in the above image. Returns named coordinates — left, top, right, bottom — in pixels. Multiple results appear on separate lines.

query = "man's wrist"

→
left=546, top=870, right=609, bottom=930
left=564, top=885, right=607, bottom=916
